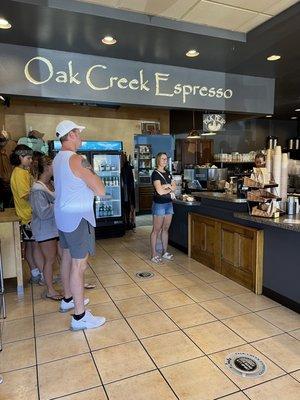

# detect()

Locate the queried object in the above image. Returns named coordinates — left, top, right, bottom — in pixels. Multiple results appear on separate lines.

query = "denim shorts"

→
left=152, top=202, right=174, bottom=216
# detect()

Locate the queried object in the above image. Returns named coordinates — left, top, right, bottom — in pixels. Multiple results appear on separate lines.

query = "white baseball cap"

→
left=55, top=120, right=85, bottom=138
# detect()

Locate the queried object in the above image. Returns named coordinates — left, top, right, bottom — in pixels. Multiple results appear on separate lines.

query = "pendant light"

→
left=187, top=111, right=201, bottom=138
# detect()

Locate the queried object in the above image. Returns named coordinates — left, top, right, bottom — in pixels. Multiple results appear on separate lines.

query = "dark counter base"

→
left=95, top=224, right=125, bottom=239
left=169, top=240, right=188, bottom=254
left=263, top=287, right=300, bottom=313
left=136, top=210, right=152, bottom=215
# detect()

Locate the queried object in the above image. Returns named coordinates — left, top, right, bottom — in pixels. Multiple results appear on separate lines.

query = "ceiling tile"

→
left=266, top=0, right=299, bottom=15
left=74, top=0, right=120, bottom=6
left=77, top=0, right=299, bottom=21
left=117, top=0, right=200, bottom=19
left=237, top=13, right=271, bottom=32
left=206, top=1, right=282, bottom=14
left=183, top=1, right=258, bottom=31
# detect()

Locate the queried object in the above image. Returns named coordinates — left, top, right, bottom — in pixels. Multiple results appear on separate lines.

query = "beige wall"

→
left=2, top=99, right=170, bottom=155
left=0, top=106, right=5, bottom=131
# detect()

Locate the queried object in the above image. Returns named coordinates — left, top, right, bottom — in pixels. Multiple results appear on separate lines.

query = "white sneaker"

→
left=59, top=298, right=90, bottom=313
left=71, top=310, right=106, bottom=331
left=162, top=252, right=174, bottom=260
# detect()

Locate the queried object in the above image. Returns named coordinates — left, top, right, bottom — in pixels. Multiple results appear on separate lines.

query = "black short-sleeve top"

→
left=151, top=169, right=172, bottom=204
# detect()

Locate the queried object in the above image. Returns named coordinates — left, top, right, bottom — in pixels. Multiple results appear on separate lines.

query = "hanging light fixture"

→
left=187, top=111, right=201, bottom=138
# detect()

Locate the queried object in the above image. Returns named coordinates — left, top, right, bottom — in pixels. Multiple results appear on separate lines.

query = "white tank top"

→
left=53, top=150, right=95, bottom=232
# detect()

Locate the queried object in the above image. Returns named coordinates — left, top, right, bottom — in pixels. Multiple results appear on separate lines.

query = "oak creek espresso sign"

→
left=24, top=57, right=233, bottom=105
left=0, top=43, right=275, bottom=114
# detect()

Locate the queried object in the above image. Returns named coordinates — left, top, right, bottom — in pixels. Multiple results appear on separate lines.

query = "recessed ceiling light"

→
left=295, top=108, right=300, bottom=112
left=265, top=115, right=272, bottom=118
left=0, top=18, right=12, bottom=29
left=267, top=55, right=281, bottom=61
left=186, top=49, right=199, bottom=58
left=101, top=36, right=117, bottom=45
left=291, top=116, right=298, bottom=120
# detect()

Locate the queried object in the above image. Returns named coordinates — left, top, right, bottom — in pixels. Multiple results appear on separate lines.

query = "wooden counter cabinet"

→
left=139, top=186, right=153, bottom=212
left=0, top=209, right=23, bottom=294
left=188, top=213, right=263, bottom=293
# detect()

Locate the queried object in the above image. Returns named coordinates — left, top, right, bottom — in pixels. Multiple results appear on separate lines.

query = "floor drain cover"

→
left=136, top=271, right=155, bottom=279
left=225, top=352, right=267, bottom=378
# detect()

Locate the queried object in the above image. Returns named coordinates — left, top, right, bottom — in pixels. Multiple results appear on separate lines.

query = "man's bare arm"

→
left=80, top=158, right=96, bottom=174
left=69, top=155, right=105, bottom=196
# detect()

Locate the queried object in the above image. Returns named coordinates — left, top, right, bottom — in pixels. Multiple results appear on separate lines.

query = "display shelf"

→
left=214, top=161, right=255, bottom=164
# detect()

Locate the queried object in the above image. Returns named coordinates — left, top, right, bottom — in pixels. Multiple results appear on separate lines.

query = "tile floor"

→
left=0, top=226, right=300, bottom=400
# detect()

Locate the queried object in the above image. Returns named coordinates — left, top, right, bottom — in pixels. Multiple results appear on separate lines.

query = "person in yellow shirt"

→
left=10, top=144, right=44, bottom=283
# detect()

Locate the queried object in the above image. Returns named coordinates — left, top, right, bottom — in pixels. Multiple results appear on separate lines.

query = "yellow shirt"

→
left=10, top=166, right=33, bottom=224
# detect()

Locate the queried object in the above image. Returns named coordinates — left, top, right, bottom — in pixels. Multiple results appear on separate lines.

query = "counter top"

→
left=173, top=199, right=202, bottom=206
left=234, top=212, right=300, bottom=232
left=191, top=192, right=247, bottom=203
left=0, top=208, right=20, bottom=223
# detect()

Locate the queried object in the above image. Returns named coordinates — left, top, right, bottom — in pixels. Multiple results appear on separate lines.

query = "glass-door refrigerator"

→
left=49, top=140, right=125, bottom=238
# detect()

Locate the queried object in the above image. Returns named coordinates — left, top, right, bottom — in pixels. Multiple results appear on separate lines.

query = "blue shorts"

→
left=152, top=202, right=174, bottom=216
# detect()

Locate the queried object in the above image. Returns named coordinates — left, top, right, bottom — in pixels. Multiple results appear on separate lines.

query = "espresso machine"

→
left=194, top=167, right=228, bottom=191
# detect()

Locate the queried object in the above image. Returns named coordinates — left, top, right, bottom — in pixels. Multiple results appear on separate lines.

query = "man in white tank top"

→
left=53, top=120, right=106, bottom=330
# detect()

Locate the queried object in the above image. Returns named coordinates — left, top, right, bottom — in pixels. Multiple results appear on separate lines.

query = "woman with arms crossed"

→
left=150, top=152, right=176, bottom=263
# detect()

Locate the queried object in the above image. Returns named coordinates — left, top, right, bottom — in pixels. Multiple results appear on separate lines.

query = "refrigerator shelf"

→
left=97, top=171, right=120, bottom=174
left=97, top=199, right=120, bottom=202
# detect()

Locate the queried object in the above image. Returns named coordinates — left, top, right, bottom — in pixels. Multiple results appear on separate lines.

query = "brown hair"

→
left=155, top=152, right=167, bottom=168
left=255, top=152, right=265, bottom=161
left=37, top=155, right=53, bottom=177
left=10, top=144, right=33, bottom=166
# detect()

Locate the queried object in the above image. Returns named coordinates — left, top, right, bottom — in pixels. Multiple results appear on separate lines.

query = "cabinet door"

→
left=220, top=222, right=262, bottom=291
left=197, top=140, right=213, bottom=164
left=139, top=187, right=153, bottom=211
left=189, top=214, right=217, bottom=269
left=181, top=140, right=197, bottom=167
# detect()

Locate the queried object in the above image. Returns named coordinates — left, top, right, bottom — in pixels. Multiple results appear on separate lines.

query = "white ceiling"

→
left=76, top=0, right=299, bottom=32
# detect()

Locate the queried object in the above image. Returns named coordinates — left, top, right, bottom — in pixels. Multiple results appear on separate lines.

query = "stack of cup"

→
left=281, top=153, right=288, bottom=202
left=273, top=145, right=282, bottom=196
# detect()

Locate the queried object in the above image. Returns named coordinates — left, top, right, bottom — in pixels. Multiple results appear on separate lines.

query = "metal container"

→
left=294, top=198, right=299, bottom=214
left=295, top=138, right=300, bottom=150
left=207, top=168, right=219, bottom=181
left=183, top=169, right=195, bottom=182
left=286, top=197, right=295, bottom=215
left=217, top=168, right=228, bottom=181
left=288, top=139, right=294, bottom=150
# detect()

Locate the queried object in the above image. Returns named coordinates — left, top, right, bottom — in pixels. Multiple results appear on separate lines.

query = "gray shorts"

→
left=58, top=219, right=95, bottom=259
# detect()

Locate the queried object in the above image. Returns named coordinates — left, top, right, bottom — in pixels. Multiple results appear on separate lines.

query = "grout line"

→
left=214, top=389, right=246, bottom=400
left=253, top=309, right=299, bottom=333
left=82, top=329, right=110, bottom=400
left=49, top=385, right=104, bottom=400
left=30, top=283, right=41, bottom=400
left=35, top=349, right=92, bottom=368
left=102, top=367, right=158, bottom=387
left=0, top=363, right=38, bottom=376
left=88, top=338, right=139, bottom=353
